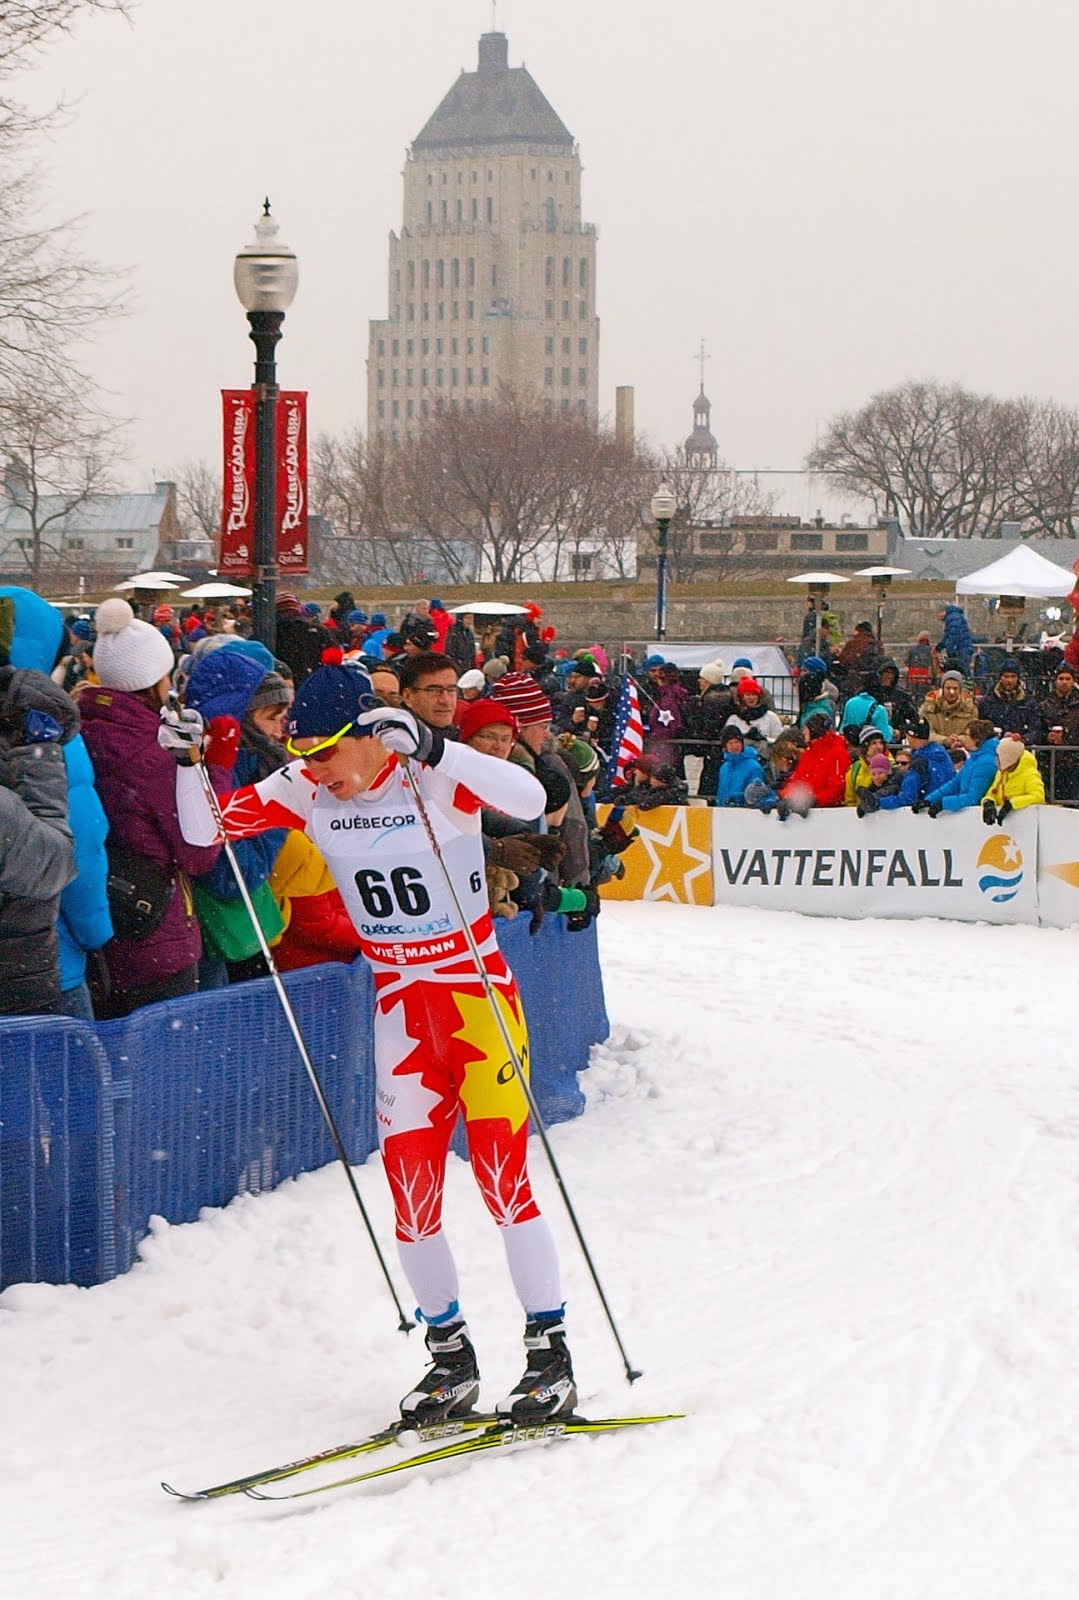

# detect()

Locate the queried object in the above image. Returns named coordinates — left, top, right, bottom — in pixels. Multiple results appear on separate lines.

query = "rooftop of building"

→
left=412, top=32, right=575, bottom=153
left=0, top=480, right=174, bottom=536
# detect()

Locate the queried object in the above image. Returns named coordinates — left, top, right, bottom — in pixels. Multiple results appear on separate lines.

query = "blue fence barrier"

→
left=0, top=915, right=608, bottom=1292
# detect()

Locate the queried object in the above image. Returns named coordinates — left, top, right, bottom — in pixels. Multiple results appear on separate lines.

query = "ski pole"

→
left=399, top=756, right=642, bottom=1384
left=195, top=761, right=413, bottom=1334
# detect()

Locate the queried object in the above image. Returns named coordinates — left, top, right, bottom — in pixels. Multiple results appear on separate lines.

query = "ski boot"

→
left=399, top=1318, right=480, bottom=1424
left=497, top=1314, right=578, bottom=1423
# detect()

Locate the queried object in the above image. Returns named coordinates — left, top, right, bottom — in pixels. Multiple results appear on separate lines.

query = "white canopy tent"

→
left=955, top=545, right=1076, bottom=598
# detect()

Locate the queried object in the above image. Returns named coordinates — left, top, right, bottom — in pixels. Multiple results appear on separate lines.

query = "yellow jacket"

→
left=267, top=828, right=335, bottom=937
left=844, top=755, right=887, bottom=806
left=985, top=750, right=1045, bottom=811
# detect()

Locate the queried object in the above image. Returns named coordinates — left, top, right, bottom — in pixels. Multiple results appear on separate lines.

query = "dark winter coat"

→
left=977, top=680, right=1045, bottom=744
left=0, top=667, right=77, bottom=1016
left=80, top=687, right=221, bottom=994
left=693, top=684, right=736, bottom=797
left=444, top=620, right=477, bottom=675
left=876, top=661, right=919, bottom=738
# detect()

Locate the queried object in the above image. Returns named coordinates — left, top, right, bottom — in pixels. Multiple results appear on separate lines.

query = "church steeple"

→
left=685, top=341, right=718, bottom=468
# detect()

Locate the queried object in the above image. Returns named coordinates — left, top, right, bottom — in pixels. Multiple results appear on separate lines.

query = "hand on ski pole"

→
left=158, top=703, right=205, bottom=765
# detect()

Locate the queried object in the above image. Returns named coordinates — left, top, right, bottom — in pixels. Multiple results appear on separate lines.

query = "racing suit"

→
left=176, top=742, right=562, bottom=1323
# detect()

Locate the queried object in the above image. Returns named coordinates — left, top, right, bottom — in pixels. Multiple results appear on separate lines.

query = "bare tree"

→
left=646, top=447, right=778, bottom=580
left=0, top=377, right=124, bottom=588
left=0, top=2, right=129, bottom=390
left=808, top=380, right=1029, bottom=538
left=1002, top=397, right=1079, bottom=538
left=165, top=458, right=221, bottom=542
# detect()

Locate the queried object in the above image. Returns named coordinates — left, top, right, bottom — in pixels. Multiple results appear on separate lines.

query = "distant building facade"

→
left=367, top=30, right=599, bottom=444
left=0, top=477, right=195, bottom=593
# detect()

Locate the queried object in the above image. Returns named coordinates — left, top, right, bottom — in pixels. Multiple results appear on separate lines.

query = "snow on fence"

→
left=0, top=916, right=607, bottom=1293
left=600, top=803, right=1079, bottom=928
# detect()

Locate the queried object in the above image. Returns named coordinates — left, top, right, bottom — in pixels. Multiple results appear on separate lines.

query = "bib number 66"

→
left=354, top=866, right=431, bottom=918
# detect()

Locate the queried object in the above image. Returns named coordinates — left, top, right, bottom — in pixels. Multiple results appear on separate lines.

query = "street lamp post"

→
left=855, top=566, right=911, bottom=653
left=650, top=483, right=677, bottom=641
left=233, top=201, right=299, bottom=649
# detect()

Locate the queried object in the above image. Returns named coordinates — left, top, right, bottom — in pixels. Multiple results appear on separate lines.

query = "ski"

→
left=161, top=1413, right=501, bottom=1501
left=243, top=1413, right=683, bottom=1501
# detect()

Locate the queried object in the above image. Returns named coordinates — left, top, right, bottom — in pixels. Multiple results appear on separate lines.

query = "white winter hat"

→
left=698, top=662, right=725, bottom=686
left=458, top=668, right=485, bottom=691
left=92, top=597, right=175, bottom=692
left=996, top=735, right=1024, bottom=772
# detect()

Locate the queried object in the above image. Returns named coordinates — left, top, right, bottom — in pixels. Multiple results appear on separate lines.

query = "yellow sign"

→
left=597, top=804, right=714, bottom=905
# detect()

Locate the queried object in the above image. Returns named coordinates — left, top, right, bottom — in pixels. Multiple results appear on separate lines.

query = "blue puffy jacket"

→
left=938, top=605, right=973, bottom=672
left=0, top=585, right=112, bottom=990
left=717, top=746, right=766, bottom=806
left=924, top=738, right=999, bottom=811
left=879, top=740, right=956, bottom=809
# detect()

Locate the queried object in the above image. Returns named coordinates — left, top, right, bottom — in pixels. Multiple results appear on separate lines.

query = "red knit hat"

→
left=458, top=698, right=518, bottom=745
left=489, top=671, right=552, bottom=727
left=737, top=677, right=763, bottom=697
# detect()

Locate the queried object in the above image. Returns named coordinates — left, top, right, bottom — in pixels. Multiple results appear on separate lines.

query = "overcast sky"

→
left=23, top=0, right=1079, bottom=492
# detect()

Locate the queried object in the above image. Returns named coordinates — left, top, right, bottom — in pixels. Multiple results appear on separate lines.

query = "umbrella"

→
left=785, top=571, right=852, bottom=586
left=122, top=569, right=190, bottom=585
left=181, top=581, right=253, bottom=599
left=114, top=578, right=179, bottom=592
left=448, top=601, right=528, bottom=616
left=955, top=545, right=1076, bottom=598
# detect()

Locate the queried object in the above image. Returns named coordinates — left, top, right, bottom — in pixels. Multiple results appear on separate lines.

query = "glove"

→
left=911, top=800, right=927, bottom=815
left=857, top=790, right=880, bottom=816
left=489, top=834, right=545, bottom=875
left=599, top=812, right=638, bottom=855
left=926, top=800, right=943, bottom=818
left=158, top=704, right=204, bottom=764
left=982, top=800, right=998, bottom=826
left=205, top=715, right=242, bottom=771
left=774, top=799, right=791, bottom=821
left=998, top=798, right=1013, bottom=821
left=353, top=706, right=444, bottom=766
left=566, top=887, right=601, bottom=933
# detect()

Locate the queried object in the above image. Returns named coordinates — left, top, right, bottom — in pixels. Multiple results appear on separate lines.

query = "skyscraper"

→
left=367, top=31, right=599, bottom=443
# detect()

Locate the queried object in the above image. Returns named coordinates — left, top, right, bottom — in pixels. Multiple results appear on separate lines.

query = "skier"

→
left=161, top=658, right=577, bottom=1426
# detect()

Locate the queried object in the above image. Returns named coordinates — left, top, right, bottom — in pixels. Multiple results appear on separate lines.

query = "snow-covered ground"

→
left=5, top=901, right=1079, bottom=1600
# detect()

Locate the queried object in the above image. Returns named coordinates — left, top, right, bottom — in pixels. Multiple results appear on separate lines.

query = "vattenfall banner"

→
left=710, top=807, right=1040, bottom=924
left=218, top=389, right=309, bottom=578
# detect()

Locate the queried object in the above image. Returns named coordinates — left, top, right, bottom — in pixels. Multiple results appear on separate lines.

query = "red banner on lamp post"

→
left=276, top=390, right=308, bottom=574
left=219, top=390, right=256, bottom=577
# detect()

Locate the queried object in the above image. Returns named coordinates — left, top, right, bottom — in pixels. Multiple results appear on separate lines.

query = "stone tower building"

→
left=685, top=387, right=719, bottom=470
left=367, top=31, right=599, bottom=444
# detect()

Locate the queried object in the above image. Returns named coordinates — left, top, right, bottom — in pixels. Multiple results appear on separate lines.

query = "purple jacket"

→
left=80, top=687, right=221, bottom=992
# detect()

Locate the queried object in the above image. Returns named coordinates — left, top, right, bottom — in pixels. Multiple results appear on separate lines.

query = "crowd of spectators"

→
left=2, top=580, right=1077, bottom=1022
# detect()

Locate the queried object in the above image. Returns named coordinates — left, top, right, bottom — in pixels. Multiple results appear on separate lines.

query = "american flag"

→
left=609, top=675, right=644, bottom=787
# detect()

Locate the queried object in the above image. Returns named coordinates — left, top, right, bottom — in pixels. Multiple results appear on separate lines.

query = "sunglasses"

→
left=286, top=720, right=359, bottom=762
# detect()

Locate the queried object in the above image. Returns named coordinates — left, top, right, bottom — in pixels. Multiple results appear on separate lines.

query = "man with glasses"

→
left=398, top=651, right=460, bottom=736
left=162, top=659, right=578, bottom=1427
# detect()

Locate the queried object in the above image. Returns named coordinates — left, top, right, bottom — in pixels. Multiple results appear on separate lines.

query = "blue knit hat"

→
left=222, top=637, right=276, bottom=673
left=370, top=612, right=387, bottom=626
left=288, top=661, right=376, bottom=739
left=186, top=646, right=267, bottom=722
left=430, top=598, right=445, bottom=611
left=71, top=617, right=95, bottom=643
left=347, top=609, right=369, bottom=625
left=733, top=657, right=753, bottom=670
left=801, top=655, right=828, bottom=674
left=302, top=602, right=322, bottom=617
left=642, top=654, right=665, bottom=669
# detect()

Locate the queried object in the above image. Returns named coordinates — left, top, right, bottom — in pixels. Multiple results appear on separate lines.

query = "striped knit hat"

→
left=489, top=670, right=552, bottom=727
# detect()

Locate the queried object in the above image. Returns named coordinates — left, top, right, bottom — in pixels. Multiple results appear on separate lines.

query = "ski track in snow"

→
left=5, top=901, right=1079, bottom=1599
